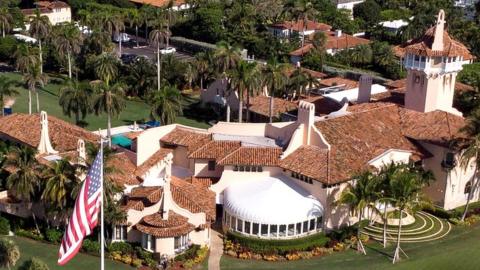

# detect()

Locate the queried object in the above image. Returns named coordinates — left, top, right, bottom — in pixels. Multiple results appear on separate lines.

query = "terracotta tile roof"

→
left=280, top=146, right=329, bottom=182
left=185, top=176, right=220, bottom=188
left=135, top=148, right=173, bottom=177
left=189, top=141, right=241, bottom=160
left=285, top=66, right=328, bottom=79
left=385, top=79, right=473, bottom=93
left=271, top=20, right=332, bottom=32
left=399, top=108, right=466, bottom=146
left=124, top=131, right=143, bottom=140
left=218, top=147, right=282, bottom=166
left=122, top=187, right=163, bottom=211
left=135, top=211, right=195, bottom=238
left=129, top=0, right=186, bottom=7
left=320, top=77, right=358, bottom=89
left=108, top=152, right=141, bottom=186
left=161, top=127, right=211, bottom=153
left=36, top=1, right=70, bottom=8
left=0, top=113, right=99, bottom=152
left=314, top=104, right=432, bottom=184
left=171, top=177, right=216, bottom=221
left=289, top=33, right=370, bottom=56
left=401, top=26, right=472, bottom=60
left=248, top=96, right=298, bottom=118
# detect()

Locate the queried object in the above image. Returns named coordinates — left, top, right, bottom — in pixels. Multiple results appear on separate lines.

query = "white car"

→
left=160, top=47, right=176, bottom=55
left=113, top=33, right=131, bottom=43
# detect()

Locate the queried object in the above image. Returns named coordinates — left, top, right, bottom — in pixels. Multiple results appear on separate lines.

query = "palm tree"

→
left=4, top=146, right=42, bottom=232
left=194, top=51, right=213, bottom=91
left=24, top=65, right=48, bottom=114
left=102, top=12, right=125, bottom=56
left=0, top=75, right=19, bottom=116
left=59, top=80, right=91, bottom=125
left=0, top=239, right=20, bottom=270
left=184, top=62, right=197, bottom=89
left=149, top=26, right=170, bottom=91
left=92, top=81, right=126, bottom=146
left=42, top=158, right=80, bottom=211
left=93, top=53, right=119, bottom=86
left=261, top=59, right=289, bottom=122
left=350, top=45, right=373, bottom=66
left=53, top=23, right=83, bottom=79
left=214, top=41, right=241, bottom=75
left=150, top=85, right=183, bottom=125
left=13, top=44, right=38, bottom=74
left=377, top=162, right=398, bottom=248
left=125, top=57, right=156, bottom=97
left=336, top=171, right=380, bottom=255
left=458, top=109, right=480, bottom=221
left=283, top=0, right=318, bottom=47
left=288, top=68, right=309, bottom=98
left=28, top=9, right=51, bottom=74
left=127, top=8, right=141, bottom=48
left=0, top=7, right=13, bottom=38
left=227, top=60, right=260, bottom=123
left=140, top=4, right=156, bottom=41
left=389, top=166, right=428, bottom=264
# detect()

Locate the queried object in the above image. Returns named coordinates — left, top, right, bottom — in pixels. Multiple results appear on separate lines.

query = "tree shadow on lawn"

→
left=365, top=244, right=394, bottom=260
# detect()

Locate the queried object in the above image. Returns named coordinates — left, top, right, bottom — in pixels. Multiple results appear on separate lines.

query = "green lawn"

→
left=221, top=223, right=480, bottom=270
left=0, top=236, right=133, bottom=270
left=2, top=72, right=210, bottom=130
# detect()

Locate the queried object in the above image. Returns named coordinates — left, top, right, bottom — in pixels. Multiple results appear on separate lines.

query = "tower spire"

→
left=432, top=10, right=446, bottom=51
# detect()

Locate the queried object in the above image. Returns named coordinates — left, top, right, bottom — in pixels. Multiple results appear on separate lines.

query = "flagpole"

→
left=100, top=138, right=105, bottom=270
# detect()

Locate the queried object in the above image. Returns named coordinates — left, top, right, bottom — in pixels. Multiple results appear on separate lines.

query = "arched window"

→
left=465, top=181, right=472, bottom=194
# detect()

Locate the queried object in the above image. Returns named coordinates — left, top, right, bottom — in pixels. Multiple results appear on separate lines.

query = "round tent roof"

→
left=224, top=175, right=323, bottom=225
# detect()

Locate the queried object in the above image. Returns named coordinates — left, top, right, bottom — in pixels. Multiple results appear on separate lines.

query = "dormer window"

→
left=208, top=160, right=216, bottom=171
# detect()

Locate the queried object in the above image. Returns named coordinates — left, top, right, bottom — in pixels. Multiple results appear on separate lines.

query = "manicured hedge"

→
left=45, top=229, right=62, bottom=244
left=226, top=231, right=329, bottom=255
left=174, top=244, right=200, bottom=262
left=423, top=207, right=460, bottom=220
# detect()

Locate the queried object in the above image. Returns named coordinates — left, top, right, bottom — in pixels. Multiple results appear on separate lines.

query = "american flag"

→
left=58, top=150, right=103, bottom=265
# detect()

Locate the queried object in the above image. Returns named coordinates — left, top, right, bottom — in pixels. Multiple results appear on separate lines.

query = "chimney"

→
left=37, top=111, right=58, bottom=155
left=162, top=153, right=174, bottom=221
left=357, top=75, right=373, bottom=103
left=77, top=139, right=86, bottom=165
left=297, top=101, right=315, bottom=144
left=335, top=29, right=342, bottom=37
left=432, top=10, right=445, bottom=51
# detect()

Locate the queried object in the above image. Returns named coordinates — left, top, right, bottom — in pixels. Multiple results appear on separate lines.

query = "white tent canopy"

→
left=224, top=175, right=323, bottom=225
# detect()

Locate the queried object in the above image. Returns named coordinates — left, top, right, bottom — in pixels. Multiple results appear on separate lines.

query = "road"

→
left=115, top=37, right=195, bottom=62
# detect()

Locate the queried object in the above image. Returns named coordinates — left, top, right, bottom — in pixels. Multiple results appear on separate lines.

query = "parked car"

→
left=113, top=33, right=131, bottom=43
left=160, top=47, right=176, bottom=55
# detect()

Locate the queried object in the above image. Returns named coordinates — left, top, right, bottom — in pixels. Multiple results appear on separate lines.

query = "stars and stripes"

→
left=58, top=150, right=103, bottom=265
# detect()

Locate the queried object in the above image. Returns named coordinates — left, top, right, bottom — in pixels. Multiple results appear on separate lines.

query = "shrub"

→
left=226, top=232, right=330, bottom=255
left=121, top=254, right=132, bottom=265
left=174, top=244, right=200, bottom=262
left=0, top=37, right=17, bottom=62
left=108, top=242, right=133, bottom=254
left=18, top=257, right=50, bottom=270
left=135, top=246, right=153, bottom=260
left=15, top=229, right=44, bottom=241
left=131, top=258, right=143, bottom=267
left=82, top=239, right=100, bottom=254
left=0, top=216, right=10, bottom=235
left=423, top=207, right=453, bottom=219
left=45, top=229, right=62, bottom=244
left=327, top=226, right=357, bottom=242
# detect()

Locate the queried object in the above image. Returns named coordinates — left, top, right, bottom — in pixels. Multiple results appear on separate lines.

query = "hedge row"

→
left=226, top=231, right=329, bottom=255
left=170, top=36, right=216, bottom=55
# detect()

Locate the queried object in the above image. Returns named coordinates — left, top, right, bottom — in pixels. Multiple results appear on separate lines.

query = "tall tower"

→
left=403, top=10, right=471, bottom=116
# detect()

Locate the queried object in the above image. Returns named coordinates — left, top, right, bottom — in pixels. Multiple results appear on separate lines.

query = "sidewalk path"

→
left=208, top=227, right=223, bottom=270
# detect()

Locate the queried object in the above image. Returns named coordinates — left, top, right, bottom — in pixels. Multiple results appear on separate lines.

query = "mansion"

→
left=0, top=10, right=478, bottom=259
